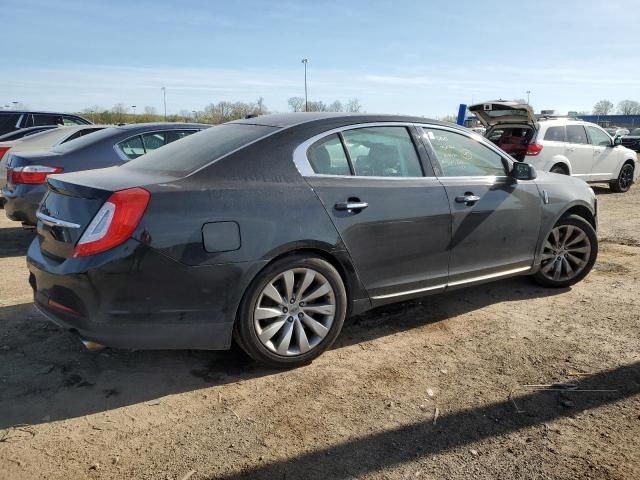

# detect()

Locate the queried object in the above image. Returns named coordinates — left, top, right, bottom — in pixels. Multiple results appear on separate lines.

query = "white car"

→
left=470, top=101, right=639, bottom=192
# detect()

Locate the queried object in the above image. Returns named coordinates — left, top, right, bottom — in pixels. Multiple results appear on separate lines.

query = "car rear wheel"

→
left=609, top=163, right=634, bottom=193
left=532, top=214, right=597, bottom=288
left=235, top=255, right=347, bottom=368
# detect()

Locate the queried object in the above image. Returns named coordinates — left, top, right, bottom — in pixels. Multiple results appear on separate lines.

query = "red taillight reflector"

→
left=526, top=143, right=543, bottom=156
left=73, top=187, right=150, bottom=257
left=48, top=299, right=81, bottom=316
left=9, top=165, right=63, bottom=184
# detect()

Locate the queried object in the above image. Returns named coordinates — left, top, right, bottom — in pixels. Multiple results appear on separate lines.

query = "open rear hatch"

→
left=469, top=101, right=537, bottom=128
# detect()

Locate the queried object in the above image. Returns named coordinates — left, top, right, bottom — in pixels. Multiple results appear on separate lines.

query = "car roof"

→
left=114, top=122, right=210, bottom=131
left=0, top=110, right=86, bottom=116
left=230, top=112, right=453, bottom=129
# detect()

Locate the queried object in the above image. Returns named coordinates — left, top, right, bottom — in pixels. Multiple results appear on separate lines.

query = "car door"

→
left=297, top=124, right=452, bottom=302
left=564, top=125, right=593, bottom=179
left=587, top=125, right=618, bottom=181
left=419, top=126, right=542, bottom=285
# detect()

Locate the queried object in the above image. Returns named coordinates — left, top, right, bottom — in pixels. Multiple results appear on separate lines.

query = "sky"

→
left=1, top=0, right=639, bottom=117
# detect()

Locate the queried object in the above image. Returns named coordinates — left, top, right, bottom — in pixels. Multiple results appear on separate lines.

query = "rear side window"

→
left=566, top=125, right=589, bottom=144
left=119, top=135, right=145, bottom=159
left=544, top=126, right=566, bottom=142
left=587, top=126, right=612, bottom=147
left=123, top=124, right=278, bottom=175
left=342, top=127, right=423, bottom=177
left=308, top=134, right=351, bottom=175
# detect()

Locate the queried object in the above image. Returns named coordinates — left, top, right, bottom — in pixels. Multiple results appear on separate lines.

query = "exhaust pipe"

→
left=81, top=339, right=106, bottom=352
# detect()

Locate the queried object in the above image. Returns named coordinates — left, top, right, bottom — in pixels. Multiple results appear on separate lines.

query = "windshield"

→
left=122, top=123, right=279, bottom=175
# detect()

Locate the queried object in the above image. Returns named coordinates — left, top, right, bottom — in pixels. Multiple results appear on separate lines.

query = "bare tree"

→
left=256, top=97, right=267, bottom=115
left=307, top=100, right=328, bottom=112
left=111, top=103, right=129, bottom=123
left=328, top=100, right=343, bottom=112
left=617, top=100, right=640, bottom=115
left=144, top=106, right=158, bottom=116
left=288, top=97, right=305, bottom=112
left=593, top=100, right=614, bottom=115
left=345, top=98, right=362, bottom=113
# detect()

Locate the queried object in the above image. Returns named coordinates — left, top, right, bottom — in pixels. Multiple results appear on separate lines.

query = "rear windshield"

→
left=52, top=127, right=120, bottom=153
left=122, top=123, right=279, bottom=175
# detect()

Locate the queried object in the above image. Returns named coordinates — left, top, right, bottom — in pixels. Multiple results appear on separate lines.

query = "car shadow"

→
left=211, top=361, right=640, bottom=480
left=0, top=277, right=566, bottom=429
left=0, top=224, right=35, bottom=258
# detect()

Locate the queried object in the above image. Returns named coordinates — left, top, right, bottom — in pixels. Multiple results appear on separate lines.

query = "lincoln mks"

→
left=27, top=113, right=598, bottom=367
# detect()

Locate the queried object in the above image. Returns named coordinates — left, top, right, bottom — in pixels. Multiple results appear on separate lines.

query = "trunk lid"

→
left=36, top=166, right=177, bottom=259
left=469, top=101, right=537, bottom=128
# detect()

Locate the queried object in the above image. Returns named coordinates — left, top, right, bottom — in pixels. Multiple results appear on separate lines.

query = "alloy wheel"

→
left=539, top=225, right=592, bottom=282
left=619, top=164, right=633, bottom=191
left=253, top=268, right=336, bottom=356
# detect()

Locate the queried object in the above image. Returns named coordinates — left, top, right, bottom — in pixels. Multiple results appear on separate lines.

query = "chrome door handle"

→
left=455, top=194, right=480, bottom=204
left=335, top=201, right=368, bottom=211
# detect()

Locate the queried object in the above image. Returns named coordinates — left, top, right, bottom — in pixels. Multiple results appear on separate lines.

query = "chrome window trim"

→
left=293, top=122, right=429, bottom=179
left=36, top=211, right=81, bottom=229
left=293, top=121, right=515, bottom=180
left=16, top=114, right=24, bottom=128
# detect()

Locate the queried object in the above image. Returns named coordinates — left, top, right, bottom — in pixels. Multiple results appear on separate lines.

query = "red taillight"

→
left=526, top=143, right=543, bottom=156
left=73, top=188, right=150, bottom=257
left=9, top=165, right=63, bottom=184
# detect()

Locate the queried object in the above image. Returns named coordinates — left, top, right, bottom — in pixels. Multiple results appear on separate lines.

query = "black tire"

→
left=609, top=163, right=634, bottom=193
left=532, top=214, right=598, bottom=288
left=234, top=254, right=347, bottom=368
left=550, top=164, right=568, bottom=175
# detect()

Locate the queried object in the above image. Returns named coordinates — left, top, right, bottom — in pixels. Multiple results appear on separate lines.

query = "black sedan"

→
left=27, top=113, right=598, bottom=368
left=621, top=128, right=640, bottom=152
left=2, top=122, right=209, bottom=225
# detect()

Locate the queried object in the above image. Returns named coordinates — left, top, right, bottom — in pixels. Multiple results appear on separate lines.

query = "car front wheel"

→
left=235, top=254, right=347, bottom=368
left=532, top=214, right=598, bottom=288
left=610, top=163, right=634, bottom=193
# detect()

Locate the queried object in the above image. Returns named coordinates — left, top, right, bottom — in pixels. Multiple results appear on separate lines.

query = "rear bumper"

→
left=27, top=237, right=266, bottom=350
left=2, top=184, right=45, bottom=225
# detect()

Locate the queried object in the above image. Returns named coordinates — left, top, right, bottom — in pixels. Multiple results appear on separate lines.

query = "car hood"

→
left=469, top=101, right=537, bottom=127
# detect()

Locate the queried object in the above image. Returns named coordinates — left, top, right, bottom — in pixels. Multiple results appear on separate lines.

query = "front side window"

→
left=566, top=125, right=589, bottom=144
left=544, top=126, right=566, bottom=142
left=166, top=130, right=198, bottom=143
left=62, top=116, right=86, bottom=126
left=142, top=132, right=166, bottom=152
left=32, top=114, right=62, bottom=126
left=422, top=128, right=506, bottom=177
left=307, top=134, right=351, bottom=175
left=587, top=126, right=612, bottom=147
left=118, top=135, right=145, bottom=159
left=342, top=126, right=423, bottom=177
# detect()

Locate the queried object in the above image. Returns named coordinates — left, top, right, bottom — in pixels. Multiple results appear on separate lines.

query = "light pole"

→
left=131, top=105, right=136, bottom=116
left=301, top=58, right=308, bottom=112
left=161, top=87, right=167, bottom=120
left=12, top=101, right=18, bottom=110
left=526, top=90, right=531, bottom=105
left=192, top=110, right=197, bottom=120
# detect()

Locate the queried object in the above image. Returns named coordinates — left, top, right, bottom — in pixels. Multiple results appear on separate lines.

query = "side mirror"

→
left=613, top=135, right=622, bottom=146
left=511, top=162, right=537, bottom=180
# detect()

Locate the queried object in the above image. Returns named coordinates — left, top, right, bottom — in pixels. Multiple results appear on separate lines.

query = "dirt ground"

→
left=0, top=179, right=639, bottom=480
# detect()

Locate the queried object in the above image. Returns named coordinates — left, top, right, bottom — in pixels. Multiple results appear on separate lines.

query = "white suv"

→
left=470, top=101, right=639, bottom=192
